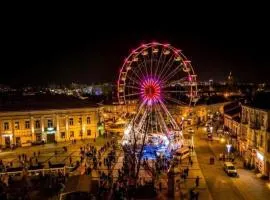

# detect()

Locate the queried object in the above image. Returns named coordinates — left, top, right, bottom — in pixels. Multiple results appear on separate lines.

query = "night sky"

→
left=2, top=9, right=270, bottom=86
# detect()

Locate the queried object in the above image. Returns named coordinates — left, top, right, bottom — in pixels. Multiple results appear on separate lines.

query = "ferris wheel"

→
left=117, top=42, right=198, bottom=155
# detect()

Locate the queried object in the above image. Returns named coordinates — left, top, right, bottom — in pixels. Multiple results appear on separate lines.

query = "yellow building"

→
left=0, top=107, right=99, bottom=148
left=241, top=105, right=270, bottom=177
left=169, top=102, right=228, bottom=126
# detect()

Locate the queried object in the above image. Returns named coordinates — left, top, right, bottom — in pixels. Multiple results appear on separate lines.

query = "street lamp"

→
left=226, top=143, right=232, bottom=159
left=210, top=126, right=213, bottom=133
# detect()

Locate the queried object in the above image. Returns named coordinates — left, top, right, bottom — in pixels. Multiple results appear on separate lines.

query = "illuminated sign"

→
left=256, top=151, right=264, bottom=161
left=226, top=144, right=232, bottom=153
left=46, top=127, right=55, bottom=134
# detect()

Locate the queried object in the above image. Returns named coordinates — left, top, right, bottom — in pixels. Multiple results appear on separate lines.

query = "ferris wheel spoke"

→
left=150, top=49, right=156, bottom=77
left=125, top=92, right=141, bottom=97
left=159, top=55, right=177, bottom=81
left=131, top=60, right=147, bottom=82
left=154, top=50, right=164, bottom=78
left=156, top=54, right=174, bottom=81
left=129, top=66, right=145, bottom=84
left=154, top=105, right=168, bottom=134
left=161, top=63, right=183, bottom=83
left=125, top=85, right=141, bottom=90
left=141, top=53, right=150, bottom=78
left=130, top=62, right=147, bottom=82
left=159, top=101, right=180, bottom=130
left=126, top=74, right=142, bottom=86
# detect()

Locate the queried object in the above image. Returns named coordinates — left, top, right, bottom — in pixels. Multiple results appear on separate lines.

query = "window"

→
left=87, top=117, right=91, bottom=124
left=15, top=121, right=20, bottom=129
left=60, top=119, right=66, bottom=127
left=35, top=120, right=40, bottom=129
left=4, top=122, right=9, bottom=130
left=261, top=114, right=265, bottom=127
left=260, top=135, right=263, bottom=147
left=87, top=129, right=91, bottom=136
left=61, top=132, right=65, bottom=139
left=70, top=131, right=74, bottom=137
left=69, top=118, right=74, bottom=126
left=79, top=130, right=83, bottom=137
left=47, top=120, right=53, bottom=128
left=25, top=121, right=30, bottom=129
left=79, top=117, right=82, bottom=125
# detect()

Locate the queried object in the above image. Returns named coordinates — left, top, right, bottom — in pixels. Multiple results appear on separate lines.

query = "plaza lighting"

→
left=256, top=151, right=264, bottom=161
left=226, top=144, right=232, bottom=153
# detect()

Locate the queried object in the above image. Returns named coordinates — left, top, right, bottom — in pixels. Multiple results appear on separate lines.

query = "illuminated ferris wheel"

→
left=117, top=42, right=198, bottom=156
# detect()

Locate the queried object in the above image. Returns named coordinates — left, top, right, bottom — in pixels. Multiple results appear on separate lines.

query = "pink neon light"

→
left=140, top=78, right=161, bottom=105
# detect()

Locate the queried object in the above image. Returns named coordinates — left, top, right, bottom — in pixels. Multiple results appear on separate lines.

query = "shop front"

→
left=243, top=147, right=256, bottom=169
left=1, top=134, right=13, bottom=148
left=45, top=127, right=56, bottom=143
left=255, top=150, right=265, bottom=175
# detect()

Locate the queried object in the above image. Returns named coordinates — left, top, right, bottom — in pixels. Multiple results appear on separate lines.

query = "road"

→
left=195, top=127, right=270, bottom=200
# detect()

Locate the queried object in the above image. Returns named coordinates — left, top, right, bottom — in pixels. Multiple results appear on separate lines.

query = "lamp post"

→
left=226, top=143, right=232, bottom=160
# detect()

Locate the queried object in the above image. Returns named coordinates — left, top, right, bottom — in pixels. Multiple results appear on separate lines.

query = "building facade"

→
left=241, top=105, right=270, bottom=177
left=0, top=107, right=99, bottom=148
left=223, top=105, right=241, bottom=149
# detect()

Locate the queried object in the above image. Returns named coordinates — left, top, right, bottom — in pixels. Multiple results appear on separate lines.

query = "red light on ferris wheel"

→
left=141, top=43, right=146, bottom=47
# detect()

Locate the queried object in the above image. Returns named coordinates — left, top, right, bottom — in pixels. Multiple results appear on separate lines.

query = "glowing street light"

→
left=226, top=144, right=232, bottom=154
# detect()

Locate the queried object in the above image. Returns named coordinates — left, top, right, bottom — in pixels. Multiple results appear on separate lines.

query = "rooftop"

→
left=245, top=92, right=270, bottom=110
left=0, top=94, right=98, bottom=112
left=225, top=107, right=241, bottom=116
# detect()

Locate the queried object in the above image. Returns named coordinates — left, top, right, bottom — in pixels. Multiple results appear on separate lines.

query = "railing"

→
left=0, top=166, right=69, bottom=176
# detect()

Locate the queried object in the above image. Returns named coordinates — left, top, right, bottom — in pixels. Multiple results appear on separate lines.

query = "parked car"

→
left=224, top=162, right=238, bottom=177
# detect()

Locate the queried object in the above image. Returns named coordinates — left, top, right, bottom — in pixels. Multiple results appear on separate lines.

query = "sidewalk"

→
left=178, top=150, right=213, bottom=200
left=157, top=150, right=213, bottom=200
left=0, top=136, right=111, bottom=156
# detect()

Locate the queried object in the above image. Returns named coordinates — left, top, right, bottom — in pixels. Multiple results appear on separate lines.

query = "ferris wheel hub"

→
left=140, top=78, right=161, bottom=105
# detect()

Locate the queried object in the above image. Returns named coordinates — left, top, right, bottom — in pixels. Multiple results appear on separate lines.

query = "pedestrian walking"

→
left=189, top=155, right=192, bottom=163
left=69, top=156, right=72, bottom=165
left=195, top=176, right=200, bottom=187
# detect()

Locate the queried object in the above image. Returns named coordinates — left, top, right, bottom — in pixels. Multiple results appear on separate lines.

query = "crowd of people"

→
left=0, top=133, right=203, bottom=199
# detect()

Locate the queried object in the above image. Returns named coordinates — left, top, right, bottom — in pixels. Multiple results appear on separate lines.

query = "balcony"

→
left=249, top=123, right=260, bottom=130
